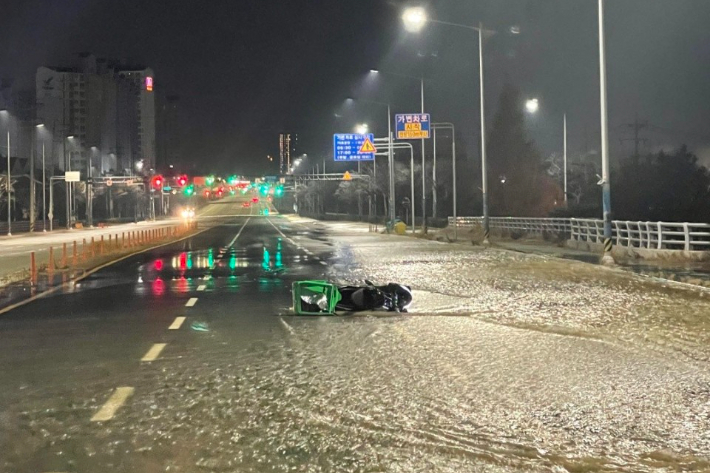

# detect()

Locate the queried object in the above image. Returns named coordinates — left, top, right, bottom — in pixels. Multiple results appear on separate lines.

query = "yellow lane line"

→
left=141, top=343, right=167, bottom=362
left=168, top=317, right=186, bottom=330
left=90, top=387, right=135, bottom=422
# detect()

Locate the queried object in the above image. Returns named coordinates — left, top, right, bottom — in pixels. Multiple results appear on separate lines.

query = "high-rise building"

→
left=35, top=54, right=155, bottom=176
left=279, top=132, right=297, bottom=174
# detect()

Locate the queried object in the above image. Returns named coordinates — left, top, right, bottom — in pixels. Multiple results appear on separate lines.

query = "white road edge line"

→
left=141, top=343, right=167, bottom=362
left=320, top=261, right=328, bottom=266
left=91, top=387, right=135, bottom=422
left=185, top=297, right=198, bottom=307
left=169, top=317, right=186, bottom=330
left=227, top=217, right=251, bottom=247
left=197, top=285, right=206, bottom=291
left=265, top=217, right=289, bottom=239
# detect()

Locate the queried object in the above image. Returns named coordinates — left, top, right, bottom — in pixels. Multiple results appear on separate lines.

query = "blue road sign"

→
left=333, top=133, right=376, bottom=161
left=395, top=113, right=431, bottom=139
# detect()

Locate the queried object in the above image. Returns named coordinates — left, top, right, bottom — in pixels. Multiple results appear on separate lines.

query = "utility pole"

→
left=30, top=127, right=36, bottom=232
left=599, top=0, right=613, bottom=264
left=621, top=114, right=648, bottom=164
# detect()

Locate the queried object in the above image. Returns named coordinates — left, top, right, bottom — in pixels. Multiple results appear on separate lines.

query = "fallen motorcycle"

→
left=292, top=280, right=412, bottom=315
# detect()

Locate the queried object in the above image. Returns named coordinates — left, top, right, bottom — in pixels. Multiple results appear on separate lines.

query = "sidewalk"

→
left=290, top=216, right=710, bottom=289
left=0, top=219, right=182, bottom=285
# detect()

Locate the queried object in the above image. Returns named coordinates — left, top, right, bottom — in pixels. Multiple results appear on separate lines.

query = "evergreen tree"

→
left=487, top=84, right=546, bottom=216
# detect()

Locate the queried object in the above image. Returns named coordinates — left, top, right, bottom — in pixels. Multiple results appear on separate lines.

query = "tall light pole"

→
left=36, top=123, right=47, bottom=232
left=563, top=112, right=567, bottom=204
left=65, top=136, right=74, bottom=229
left=370, top=70, right=427, bottom=232
left=402, top=8, right=494, bottom=243
left=346, top=97, right=395, bottom=223
left=6, top=127, right=10, bottom=236
left=525, top=99, right=568, bottom=204
left=1, top=109, right=12, bottom=235
left=432, top=123, right=456, bottom=237
left=598, top=0, right=613, bottom=263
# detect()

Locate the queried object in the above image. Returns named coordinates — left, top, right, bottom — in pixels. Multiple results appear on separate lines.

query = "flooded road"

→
left=1, top=213, right=709, bottom=472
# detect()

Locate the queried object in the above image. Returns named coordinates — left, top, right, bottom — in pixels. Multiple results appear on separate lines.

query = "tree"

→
left=487, top=84, right=547, bottom=216
left=613, top=145, right=710, bottom=222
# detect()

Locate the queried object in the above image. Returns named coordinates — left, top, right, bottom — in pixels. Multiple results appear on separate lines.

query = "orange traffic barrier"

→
left=61, top=243, right=67, bottom=268
left=30, top=252, right=37, bottom=286
left=48, top=247, right=55, bottom=280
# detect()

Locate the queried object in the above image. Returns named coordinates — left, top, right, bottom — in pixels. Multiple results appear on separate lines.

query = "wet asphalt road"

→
left=1, top=210, right=710, bottom=472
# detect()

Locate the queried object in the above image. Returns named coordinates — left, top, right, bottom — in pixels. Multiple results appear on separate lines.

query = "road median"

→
left=0, top=221, right=204, bottom=314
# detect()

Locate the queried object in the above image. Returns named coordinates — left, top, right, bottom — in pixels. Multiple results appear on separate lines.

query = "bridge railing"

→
left=448, top=216, right=710, bottom=251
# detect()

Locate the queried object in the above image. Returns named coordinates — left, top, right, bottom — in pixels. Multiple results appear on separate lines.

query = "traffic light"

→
left=177, top=175, right=187, bottom=186
left=184, top=184, right=195, bottom=196
left=151, top=175, right=163, bottom=189
left=274, top=185, right=284, bottom=197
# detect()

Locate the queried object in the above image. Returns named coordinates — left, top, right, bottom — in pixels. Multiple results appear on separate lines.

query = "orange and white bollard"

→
left=30, top=252, right=37, bottom=286
left=48, top=247, right=55, bottom=281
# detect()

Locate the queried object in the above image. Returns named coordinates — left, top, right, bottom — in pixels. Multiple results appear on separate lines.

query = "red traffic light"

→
left=152, top=175, right=163, bottom=188
left=177, top=175, right=187, bottom=186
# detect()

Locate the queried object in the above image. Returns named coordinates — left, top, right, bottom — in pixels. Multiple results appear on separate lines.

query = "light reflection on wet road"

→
left=1, top=214, right=709, bottom=472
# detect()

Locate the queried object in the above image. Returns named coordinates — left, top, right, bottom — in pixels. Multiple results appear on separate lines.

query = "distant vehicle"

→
left=252, top=197, right=259, bottom=203
left=242, top=202, right=250, bottom=208
left=180, top=207, right=195, bottom=220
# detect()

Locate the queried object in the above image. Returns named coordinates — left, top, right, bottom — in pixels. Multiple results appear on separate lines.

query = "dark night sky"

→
left=2, top=0, right=710, bottom=174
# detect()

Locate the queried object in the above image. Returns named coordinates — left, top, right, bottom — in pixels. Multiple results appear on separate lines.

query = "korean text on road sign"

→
left=395, top=113, right=431, bottom=139
left=333, top=133, right=376, bottom=161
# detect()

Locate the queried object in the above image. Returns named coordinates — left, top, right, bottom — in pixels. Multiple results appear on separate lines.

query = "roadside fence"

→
left=448, top=216, right=710, bottom=252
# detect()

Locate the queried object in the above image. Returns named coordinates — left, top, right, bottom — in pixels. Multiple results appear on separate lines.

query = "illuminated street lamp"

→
left=355, top=123, right=369, bottom=134
left=402, top=7, right=427, bottom=32
left=402, top=6, right=494, bottom=243
left=525, top=98, right=568, bottom=205
left=525, top=98, right=539, bottom=114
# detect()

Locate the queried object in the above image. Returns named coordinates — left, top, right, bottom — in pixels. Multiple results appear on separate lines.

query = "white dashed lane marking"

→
left=141, top=343, right=167, bottom=362
left=196, top=285, right=206, bottom=291
left=185, top=297, right=198, bottom=307
left=91, top=387, right=135, bottom=422
left=169, top=317, right=186, bottom=330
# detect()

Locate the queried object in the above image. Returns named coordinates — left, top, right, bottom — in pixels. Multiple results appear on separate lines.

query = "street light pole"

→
left=30, top=129, right=35, bottom=232
left=6, top=130, right=11, bottom=235
left=42, top=141, right=46, bottom=231
left=432, top=123, right=456, bottom=239
left=598, top=0, right=613, bottom=263
left=420, top=77, right=426, bottom=233
left=563, top=113, right=568, bottom=204
left=478, top=23, right=489, bottom=244
left=387, top=103, right=395, bottom=224
left=402, top=10, right=492, bottom=242
left=64, top=137, right=70, bottom=229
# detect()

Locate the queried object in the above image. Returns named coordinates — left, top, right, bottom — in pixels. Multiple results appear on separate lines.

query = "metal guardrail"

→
left=448, top=216, right=710, bottom=252
left=0, top=220, right=57, bottom=234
